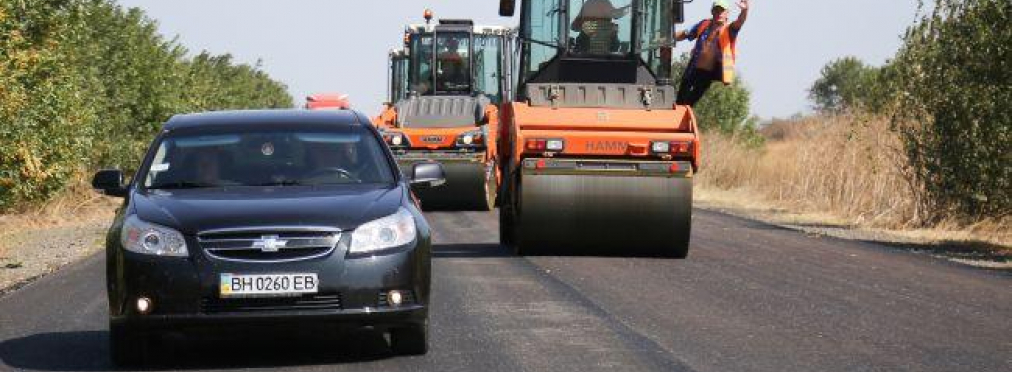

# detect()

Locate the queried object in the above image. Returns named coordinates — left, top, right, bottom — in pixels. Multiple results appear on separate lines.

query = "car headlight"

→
left=120, top=215, right=188, bottom=256
left=349, top=207, right=417, bottom=254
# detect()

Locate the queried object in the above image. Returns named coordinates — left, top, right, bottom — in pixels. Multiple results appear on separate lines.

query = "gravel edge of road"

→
left=0, top=222, right=109, bottom=299
left=694, top=195, right=1011, bottom=271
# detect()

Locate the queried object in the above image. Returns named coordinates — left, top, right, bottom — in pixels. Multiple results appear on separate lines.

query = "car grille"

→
left=201, top=294, right=342, bottom=314
left=197, top=227, right=341, bottom=262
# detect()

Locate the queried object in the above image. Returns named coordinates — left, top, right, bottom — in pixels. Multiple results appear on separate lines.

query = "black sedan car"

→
left=92, top=109, right=445, bottom=365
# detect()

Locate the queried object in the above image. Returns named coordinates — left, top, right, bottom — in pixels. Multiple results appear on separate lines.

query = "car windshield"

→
left=143, top=127, right=395, bottom=189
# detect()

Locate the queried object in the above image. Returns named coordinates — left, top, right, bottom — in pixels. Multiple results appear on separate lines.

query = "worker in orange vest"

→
left=675, top=0, right=749, bottom=107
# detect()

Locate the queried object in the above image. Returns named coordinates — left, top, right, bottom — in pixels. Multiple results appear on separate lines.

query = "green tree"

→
left=672, top=54, right=761, bottom=146
left=809, top=57, right=876, bottom=113
left=0, top=0, right=97, bottom=209
left=892, top=0, right=1010, bottom=222
left=0, top=0, right=293, bottom=211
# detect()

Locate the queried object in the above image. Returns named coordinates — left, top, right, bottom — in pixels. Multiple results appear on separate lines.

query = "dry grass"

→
left=696, top=114, right=1010, bottom=249
left=0, top=174, right=118, bottom=258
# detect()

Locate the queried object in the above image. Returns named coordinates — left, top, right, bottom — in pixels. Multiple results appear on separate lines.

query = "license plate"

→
left=219, top=273, right=318, bottom=298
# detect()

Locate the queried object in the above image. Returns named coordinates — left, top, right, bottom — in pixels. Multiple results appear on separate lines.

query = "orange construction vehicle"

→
left=375, top=48, right=409, bottom=128
left=496, top=0, right=699, bottom=257
left=374, top=11, right=513, bottom=211
left=305, top=93, right=352, bottom=110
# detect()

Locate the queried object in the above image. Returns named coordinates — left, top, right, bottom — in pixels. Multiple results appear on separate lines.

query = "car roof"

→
left=163, top=109, right=366, bottom=131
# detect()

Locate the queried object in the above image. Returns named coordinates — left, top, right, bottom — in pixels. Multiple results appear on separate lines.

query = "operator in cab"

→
left=437, top=37, right=470, bottom=92
left=675, top=0, right=749, bottom=107
left=571, top=0, right=630, bottom=55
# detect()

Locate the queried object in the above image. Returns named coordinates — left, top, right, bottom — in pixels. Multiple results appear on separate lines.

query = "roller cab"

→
left=375, top=15, right=514, bottom=211
left=498, top=0, right=698, bottom=257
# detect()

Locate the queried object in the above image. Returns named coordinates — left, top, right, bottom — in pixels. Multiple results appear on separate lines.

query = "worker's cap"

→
left=571, top=0, right=630, bottom=31
left=712, top=0, right=731, bottom=11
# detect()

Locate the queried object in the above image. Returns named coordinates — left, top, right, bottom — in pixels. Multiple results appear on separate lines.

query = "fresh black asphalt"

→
left=0, top=209, right=1008, bottom=371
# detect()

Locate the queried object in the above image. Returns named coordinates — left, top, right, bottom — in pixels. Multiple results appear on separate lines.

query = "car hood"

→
left=131, top=184, right=405, bottom=235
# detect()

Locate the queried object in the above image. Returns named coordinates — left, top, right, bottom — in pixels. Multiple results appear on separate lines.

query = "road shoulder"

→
left=695, top=187, right=1010, bottom=270
left=0, top=199, right=115, bottom=297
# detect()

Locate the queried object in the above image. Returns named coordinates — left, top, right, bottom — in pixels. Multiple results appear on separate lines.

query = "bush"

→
left=698, top=115, right=914, bottom=227
left=0, top=0, right=293, bottom=211
left=0, top=1, right=96, bottom=210
left=891, top=0, right=1010, bottom=222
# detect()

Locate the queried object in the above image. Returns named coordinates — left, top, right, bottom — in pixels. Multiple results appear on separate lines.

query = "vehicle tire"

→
left=499, top=171, right=515, bottom=247
left=663, top=238, right=690, bottom=259
left=499, top=205, right=514, bottom=247
left=479, top=165, right=497, bottom=212
left=659, top=178, right=692, bottom=259
left=512, top=179, right=532, bottom=256
left=390, top=321, right=428, bottom=355
left=109, top=322, right=147, bottom=368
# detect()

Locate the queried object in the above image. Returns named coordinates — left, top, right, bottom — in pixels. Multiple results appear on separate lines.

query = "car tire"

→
left=390, top=321, right=428, bottom=355
left=109, top=322, right=147, bottom=368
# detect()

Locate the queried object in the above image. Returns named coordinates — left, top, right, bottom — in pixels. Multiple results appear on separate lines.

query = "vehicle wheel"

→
left=512, top=179, right=532, bottom=256
left=109, top=322, right=147, bottom=368
left=390, top=321, right=428, bottom=355
left=480, top=165, right=497, bottom=212
left=662, top=240, right=690, bottom=259
left=499, top=205, right=514, bottom=247
left=499, top=171, right=515, bottom=247
left=659, top=178, right=692, bottom=259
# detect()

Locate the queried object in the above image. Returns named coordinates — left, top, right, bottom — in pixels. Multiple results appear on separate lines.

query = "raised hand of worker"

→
left=737, top=0, right=749, bottom=10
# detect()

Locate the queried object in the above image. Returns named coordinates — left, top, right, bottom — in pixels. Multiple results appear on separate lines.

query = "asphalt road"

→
left=0, top=209, right=1008, bottom=371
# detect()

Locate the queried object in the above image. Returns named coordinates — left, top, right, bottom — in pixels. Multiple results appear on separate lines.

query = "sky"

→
left=115, top=0, right=924, bottom=120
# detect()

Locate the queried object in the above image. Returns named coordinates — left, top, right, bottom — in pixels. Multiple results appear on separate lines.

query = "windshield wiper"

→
left=147, top=181, right=217, bottom=190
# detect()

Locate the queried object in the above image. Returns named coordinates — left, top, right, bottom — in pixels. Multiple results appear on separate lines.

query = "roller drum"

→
left=413, top=162, right=495, bottom=211
left=516, top=174, right=691, bottom=257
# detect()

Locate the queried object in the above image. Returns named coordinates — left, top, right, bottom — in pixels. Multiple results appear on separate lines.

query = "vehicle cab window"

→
left=435, top=32, right=472, bottom=93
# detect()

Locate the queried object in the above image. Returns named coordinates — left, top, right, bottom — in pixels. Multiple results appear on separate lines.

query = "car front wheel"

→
left=109, top=322, right=148, bottom=367
left=390, top=320, right=428, bottom=355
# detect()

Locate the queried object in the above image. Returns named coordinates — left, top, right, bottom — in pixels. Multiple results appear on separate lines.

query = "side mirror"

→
left=92, top=169, right=127, bottom=197
left=410, top=162, right=446, bottom=187
left=672, top=0, right=685, bottom=24
left=499, top=0, right=516, bottom=17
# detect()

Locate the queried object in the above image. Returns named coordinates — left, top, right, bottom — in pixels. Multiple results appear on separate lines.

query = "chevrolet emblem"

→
left=252, top=235, right=287, bottom=252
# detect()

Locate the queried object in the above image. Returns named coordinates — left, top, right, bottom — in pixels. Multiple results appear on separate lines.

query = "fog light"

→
left=391, top=135, right=403, bottom=146
left=388, top=290, right=404, bottom=306
left=461, top=134, right=474, bottom=145
left=136, top=297, right=153, bottom=314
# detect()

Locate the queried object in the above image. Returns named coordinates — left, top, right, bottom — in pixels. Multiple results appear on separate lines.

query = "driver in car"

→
left=186, top=148, right=230, bottom=186
left=303, top=141, right=362, bottom=184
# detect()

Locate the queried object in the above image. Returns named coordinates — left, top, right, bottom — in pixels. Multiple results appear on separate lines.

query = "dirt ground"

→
left=0, top=196, right=118, bottom=296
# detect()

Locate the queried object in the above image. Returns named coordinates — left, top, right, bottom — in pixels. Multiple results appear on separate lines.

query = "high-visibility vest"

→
left=694, top=20, right=737, bottom=85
